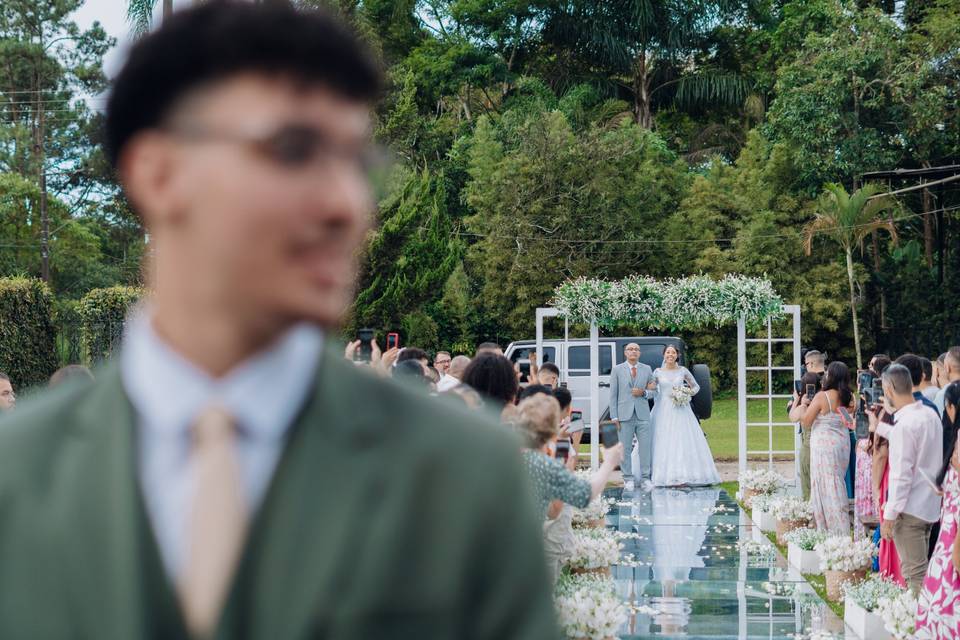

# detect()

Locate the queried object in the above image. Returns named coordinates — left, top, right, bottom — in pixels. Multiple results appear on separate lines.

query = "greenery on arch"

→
left=552, top=274, right=783, bottom=331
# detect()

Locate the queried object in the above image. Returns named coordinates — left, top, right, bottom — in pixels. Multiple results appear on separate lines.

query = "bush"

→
left=78, top=286, right=144, bottom=363
left=0, top=277, right=58, bottom=389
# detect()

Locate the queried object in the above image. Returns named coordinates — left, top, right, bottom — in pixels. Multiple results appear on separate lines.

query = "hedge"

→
left=0, top=277, right=58, bottom=389
left=78, top=286, right=144, bottom=363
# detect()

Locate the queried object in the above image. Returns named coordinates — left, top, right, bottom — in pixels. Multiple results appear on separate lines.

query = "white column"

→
left=737, top=316, right=747, bottom=477
left=590, top=320, right=600, bottom=471
left=789, top=305, right=802, bottom=490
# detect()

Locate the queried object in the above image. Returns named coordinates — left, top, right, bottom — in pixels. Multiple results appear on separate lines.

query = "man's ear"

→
left=118, top=132, right=187, bottom=228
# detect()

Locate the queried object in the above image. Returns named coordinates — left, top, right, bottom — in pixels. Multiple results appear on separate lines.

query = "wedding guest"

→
left=874, top=364, right=944, bottom=593
left=437, top=354, right=470, bottom=392
left=792, top=362, right=854, bottom=535
left=0, top=4, right=560, bottom=637
left=396, top=347, right=430, bottom=373
left=935, top=347, right=960, bottom=416
left=476, top=342, right=503, bottom=356
left=800, top=350, right=827, bottom=500
left=896, top=354, right=941, bottom=416
left=0, top=373, right=14, bottom=412
left=536, top=363, right=561, bottom=390
left=870, top=354, right=893, bottom=377
left=869, top=419, right=904, bottom=586
left=934, top=352, right=948, bottom=389
left=433, top=351, right=452, bottom=377
left=915, top=382, right=960, bottom=638
left=462, top=352, right=520, bottom=412
left=512, top=394, right=623, bottom=520
left=49, top=365, right=95, bottom=387
left=920, top=357, right=940, bottom=403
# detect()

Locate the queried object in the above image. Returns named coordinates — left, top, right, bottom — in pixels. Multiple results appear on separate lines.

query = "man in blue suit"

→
left=608, top=343, right=656, bottom=491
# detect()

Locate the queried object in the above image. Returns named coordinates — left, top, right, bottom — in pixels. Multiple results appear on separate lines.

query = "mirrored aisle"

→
left=606, top=486, right=847, bottom=639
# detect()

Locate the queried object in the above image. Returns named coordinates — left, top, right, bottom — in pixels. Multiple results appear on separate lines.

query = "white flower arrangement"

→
left=806, top=632, right=840, bottom=640
left=737, top=539, right=777, bottom=557
left=554, top=573, right=628, bottom=640
left=740, top=468, right=785, bottom=495
left=669, top=385, right=695, bottom=407
left=770, top=496, right=813, bottom=522
left=843, top=575, right=905, bottom=612
left=567, top=528, right=623, bottom=570
left=551, top=274, right=783, bottom=331
left=784, top=528, right=826, bottom=551
left=572, top=497, right=612, bottom=527
left=876, top=588, right=917, bottom=639
left=815, top=536, right=876, bottom=572
left=748, top=492, right=784, bottom=513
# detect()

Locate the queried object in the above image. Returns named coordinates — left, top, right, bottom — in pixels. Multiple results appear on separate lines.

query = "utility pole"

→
left=33, top=73, right=50, bottom=283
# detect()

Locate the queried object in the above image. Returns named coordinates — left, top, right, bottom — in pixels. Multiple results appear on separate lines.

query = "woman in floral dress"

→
left=790, top=362, right=854, bottom=535
left=916, top=383, right=960, bottom=638
left=853, top=436, right=878, bottom=540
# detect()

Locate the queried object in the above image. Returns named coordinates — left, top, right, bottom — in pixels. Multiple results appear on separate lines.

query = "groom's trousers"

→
left=618, top=416, right=651, bottom=481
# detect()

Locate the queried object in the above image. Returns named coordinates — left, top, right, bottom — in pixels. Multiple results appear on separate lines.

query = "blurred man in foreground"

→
left=0, top=373, right=14, bottom=411
left=0, top=3, right=557, bottom=638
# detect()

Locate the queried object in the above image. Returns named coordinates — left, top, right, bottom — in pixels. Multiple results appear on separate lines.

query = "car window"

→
left=567, top=345, right=613, bottom=376
left=510, top=346, right=556, bottom=364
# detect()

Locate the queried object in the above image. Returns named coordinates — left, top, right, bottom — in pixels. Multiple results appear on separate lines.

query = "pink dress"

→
left=809, top=396, right=851, bottom=535
left=879, top=464, right=905, bottom=586
left=853, top=438, right=877, bottom=540
left=916, top=466, right=960, bottom=638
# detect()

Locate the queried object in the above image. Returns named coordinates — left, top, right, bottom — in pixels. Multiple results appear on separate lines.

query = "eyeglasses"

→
left=435, top=359, right=451, bottom=366
left=165, top=122, right=389, bottom=174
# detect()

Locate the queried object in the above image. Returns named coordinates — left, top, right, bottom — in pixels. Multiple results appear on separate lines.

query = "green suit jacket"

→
left=0, top=349, right=559, bottom=639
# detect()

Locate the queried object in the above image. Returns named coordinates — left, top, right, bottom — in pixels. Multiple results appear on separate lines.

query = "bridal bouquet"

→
left=815, top=536, right=875, bottom=572
left=572, top=497, right=612, bottom=528
left=554, top=573, right=628, bottom=640
left=567, top=528, right=622, bottom=570
left=669, top=385, right=694, bottom=407
left=876, top=588, right=917, bottom=639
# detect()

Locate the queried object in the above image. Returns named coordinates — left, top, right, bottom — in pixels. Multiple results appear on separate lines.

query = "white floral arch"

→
left=538, top=274, right=801, bottom=479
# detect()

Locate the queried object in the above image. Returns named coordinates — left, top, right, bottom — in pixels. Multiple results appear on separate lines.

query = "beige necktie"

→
left=180, top=407, right=248, bottom=638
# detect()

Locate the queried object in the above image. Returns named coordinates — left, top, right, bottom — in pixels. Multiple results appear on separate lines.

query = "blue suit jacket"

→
left=608, top=361, right=655, bottom=422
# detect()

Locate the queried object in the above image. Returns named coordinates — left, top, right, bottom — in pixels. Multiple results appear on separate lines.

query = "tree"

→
left=127, top=0, right=173, bottom=35
left=803, top=183, right=898, bottom=369
left=542, top=0, right=749, bottom=128
left=0, top=0, right=114, bottom=284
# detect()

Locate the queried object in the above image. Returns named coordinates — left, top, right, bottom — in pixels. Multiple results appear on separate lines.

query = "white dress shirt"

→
left=436, top=374, right=460, bottom=393
left=120, top=310, right=324, bottom=580
left=877, top=401, right=943, bottom=523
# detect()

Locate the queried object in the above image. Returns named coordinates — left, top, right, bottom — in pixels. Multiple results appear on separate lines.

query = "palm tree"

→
left=128, top=0, right=174, bottom=36
left=803, top=183, right=899, bottom=370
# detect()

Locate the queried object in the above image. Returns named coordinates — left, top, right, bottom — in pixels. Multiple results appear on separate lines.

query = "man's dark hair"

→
left=553, top=387, right=572, bottom=411
left=462, top=353, right=518, bottom=408
left=895, top=354, right=924, bottom=387
left=518, top=384, right=552, bottom=402
left=397, top=347, right=429, bottom=364
left=920, top=357, right=934, bottom=383
left=538, top=362, right=560, bottom=377
left=393, top=359, right=429, bottom=386
left=475, top=342, right=501, bottom=354
left=105, top=0, right=382, bottom=167
left=870, top=354, right=892, bottom=375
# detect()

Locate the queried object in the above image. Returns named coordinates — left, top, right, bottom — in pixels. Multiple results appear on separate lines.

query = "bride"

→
left=648, top=345, right=720, bottom=487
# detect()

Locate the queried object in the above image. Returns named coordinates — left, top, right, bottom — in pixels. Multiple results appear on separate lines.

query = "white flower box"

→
left=751, top=524, right=767, bottom=543
left=754, top=507, right=776, bottom=532
left=844, top=598, right=893, bottom=640
left=787, top=543, right=820, bottom=574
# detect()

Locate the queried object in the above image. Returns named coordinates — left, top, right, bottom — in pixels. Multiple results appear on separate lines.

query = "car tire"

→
left=690, top=364, right=712, bottom=420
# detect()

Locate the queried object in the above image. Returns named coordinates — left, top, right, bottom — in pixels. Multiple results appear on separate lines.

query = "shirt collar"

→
left=893, top=400, right=923, bottom=422
left=120, top=307, right=324, bottom=441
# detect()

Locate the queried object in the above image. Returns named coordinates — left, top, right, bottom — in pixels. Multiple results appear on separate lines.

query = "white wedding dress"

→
left=650, top=366, right=720, bottom=487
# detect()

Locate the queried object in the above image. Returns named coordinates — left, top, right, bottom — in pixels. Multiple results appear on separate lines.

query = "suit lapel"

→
left=59, top=364, right=157, bottom=639
left=224, top=352, right=381, bottom=639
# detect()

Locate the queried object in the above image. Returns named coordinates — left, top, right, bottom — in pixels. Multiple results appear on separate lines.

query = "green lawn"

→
left=578, top=397, right=797, bottom=462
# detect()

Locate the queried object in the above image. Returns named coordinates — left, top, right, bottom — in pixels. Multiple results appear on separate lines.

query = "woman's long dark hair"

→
left=822, top=361, right=853, bottom=408
left=936, top=382, right=960, bottom=489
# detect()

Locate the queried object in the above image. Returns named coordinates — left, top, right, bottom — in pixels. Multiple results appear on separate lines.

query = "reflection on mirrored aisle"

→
left=605, top=486, right=848, bottom=639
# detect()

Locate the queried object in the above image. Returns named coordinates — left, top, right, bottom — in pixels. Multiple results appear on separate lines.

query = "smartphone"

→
left=386, top=332, right=399, bottom=350
left=600, top=422, right=620, bottom=449
left=805, top=384, right=816, bottom=400
left=570, top=410, right=583, bottom=422
left=793, top=380, right=803, bottom=395
left=555, top=439, right=571, bottom=461
left=357, top=328, right=374, bottom=362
